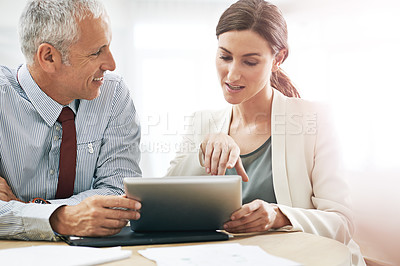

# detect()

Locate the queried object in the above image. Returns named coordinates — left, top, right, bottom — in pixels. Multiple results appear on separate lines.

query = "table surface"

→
left=0, top=231, right=351, bottom=266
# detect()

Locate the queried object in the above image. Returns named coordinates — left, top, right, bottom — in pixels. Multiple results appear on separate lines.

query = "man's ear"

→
left=272, top=49, right=287, bottom=72
left=36, top=43, right=62, bottom=73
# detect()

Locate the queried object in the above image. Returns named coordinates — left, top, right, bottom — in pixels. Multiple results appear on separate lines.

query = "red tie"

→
left=55, top=107, right=77, bottom=199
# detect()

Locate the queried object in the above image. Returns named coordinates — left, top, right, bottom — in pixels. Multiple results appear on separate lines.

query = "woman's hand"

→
left=223, top=199, right=291, bottom=233
left=200, top=133, right=249, bottom=182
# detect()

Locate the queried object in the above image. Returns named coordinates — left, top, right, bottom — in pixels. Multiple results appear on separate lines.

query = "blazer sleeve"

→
left=166, top=111, right=207, bottom=176
left=274, top=103, right=354, bottom=246
left=166, top=108, right=232, bottom=176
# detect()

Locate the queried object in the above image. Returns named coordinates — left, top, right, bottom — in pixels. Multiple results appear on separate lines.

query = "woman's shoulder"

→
left=192, top=106, right=231, bottom=118
left=274, top=89, right=328, bottom=114
left=189, top=106, right=232, bottom=135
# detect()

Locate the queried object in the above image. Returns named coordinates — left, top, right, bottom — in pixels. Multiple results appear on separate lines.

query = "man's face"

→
left=56, top=15, right=116, bottom=103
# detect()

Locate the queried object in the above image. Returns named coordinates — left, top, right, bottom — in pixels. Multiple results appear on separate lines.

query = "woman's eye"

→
left=245, top=61, right=258, bottom=66
left=219, top=55, right=232, bottom=61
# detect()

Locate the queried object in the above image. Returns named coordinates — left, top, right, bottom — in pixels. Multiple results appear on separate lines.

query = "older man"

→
left=0, top=0, right=141, bottom=240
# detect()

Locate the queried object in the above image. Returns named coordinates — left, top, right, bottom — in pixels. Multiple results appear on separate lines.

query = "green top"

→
left=226, top=137, right=277, bottom=205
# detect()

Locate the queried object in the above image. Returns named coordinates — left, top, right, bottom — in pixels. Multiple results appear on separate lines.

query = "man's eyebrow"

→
left=219, top=46, right=261, bottom=57
left=90, top=44, right=107, bottom=53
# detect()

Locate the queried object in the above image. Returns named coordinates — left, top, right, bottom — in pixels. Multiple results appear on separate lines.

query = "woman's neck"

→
left=231, top=87, right=274, bottom=127
left=228, top=87, right=274, bottom=154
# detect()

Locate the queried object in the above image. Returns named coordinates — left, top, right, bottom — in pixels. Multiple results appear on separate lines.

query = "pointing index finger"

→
left=235, top=158, right=249, bottom=182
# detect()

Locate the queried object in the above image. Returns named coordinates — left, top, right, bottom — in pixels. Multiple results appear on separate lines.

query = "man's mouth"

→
left=93, top=77, right=104, bottom=81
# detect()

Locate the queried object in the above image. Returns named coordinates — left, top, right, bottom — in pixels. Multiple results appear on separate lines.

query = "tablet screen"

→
left=124, top=176, right=242, bottom=232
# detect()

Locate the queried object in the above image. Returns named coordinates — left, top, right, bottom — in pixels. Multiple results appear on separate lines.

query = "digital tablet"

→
left=123, top=175, right=242, bottom=232
left=63, top=226, right=230, bottom=247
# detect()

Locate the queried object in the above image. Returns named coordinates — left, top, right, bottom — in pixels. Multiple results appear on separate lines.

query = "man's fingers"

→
left=96, top=228, right=124, bottom=237
left=100, top=218, right=129, bottom=230
left=85, top=196, right=142, bottom=221
left=0, top=177, right=19, bottom=202
left=102, top=207, right=140, bottom=221
left=95, top=195, right=141, bottom=210
left=50, top=196, right=142, bottom=237
left=0, top=194, right=8, bottom=202
left=77, top=226, right=123, bottom=237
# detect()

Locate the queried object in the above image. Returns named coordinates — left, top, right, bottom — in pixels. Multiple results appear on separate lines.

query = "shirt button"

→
left=49, top=169, right=55, bottom=175
left=56, top=126, right=61, bottom=131
left=53, top=135, right=59, bottom=141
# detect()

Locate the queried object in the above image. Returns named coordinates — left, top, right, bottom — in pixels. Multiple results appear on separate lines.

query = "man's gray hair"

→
left=19, top=0, right=107, bottom=65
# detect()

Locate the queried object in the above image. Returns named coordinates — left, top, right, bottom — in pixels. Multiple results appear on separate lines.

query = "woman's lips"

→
left=225, top=82, right=244, bottom=93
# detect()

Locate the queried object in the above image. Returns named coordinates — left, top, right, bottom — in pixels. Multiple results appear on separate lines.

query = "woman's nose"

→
left=227, top=62, right=241, bottom=81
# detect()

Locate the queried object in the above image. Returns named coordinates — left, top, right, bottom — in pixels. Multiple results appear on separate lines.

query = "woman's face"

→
left=216, top=30, right=276, bottom=105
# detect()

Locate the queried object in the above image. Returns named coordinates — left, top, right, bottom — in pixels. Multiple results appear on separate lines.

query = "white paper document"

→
left=0, top=245, right=131, bottom=266
left=138, top=243, right=302, bottom=266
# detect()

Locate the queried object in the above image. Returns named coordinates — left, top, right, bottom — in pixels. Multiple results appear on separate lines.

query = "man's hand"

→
left=49, top=195, right=141, bottom=237
left=0, top=176, right=21, bottom=202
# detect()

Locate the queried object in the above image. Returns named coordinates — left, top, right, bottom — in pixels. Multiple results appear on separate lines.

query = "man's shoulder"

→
left=100, top=72, right=129, bottom=97
left=80, top=71, right=131, bottom=110
left=103, top=72, right=123, bottom=84
left=0, top=65, right=17, bottom=87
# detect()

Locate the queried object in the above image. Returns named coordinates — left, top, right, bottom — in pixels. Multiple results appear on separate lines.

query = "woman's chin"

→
left=223, top=94, right=243, bottom=105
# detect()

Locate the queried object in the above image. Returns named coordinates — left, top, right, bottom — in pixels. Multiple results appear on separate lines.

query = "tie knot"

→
left=57, top=107, right=75, bottom=123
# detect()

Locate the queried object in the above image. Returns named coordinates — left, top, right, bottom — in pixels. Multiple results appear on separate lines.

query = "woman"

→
left=167, top=0, right=364, bottom=265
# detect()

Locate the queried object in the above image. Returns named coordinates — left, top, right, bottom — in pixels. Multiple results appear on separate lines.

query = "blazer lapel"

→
left=213, top=107, right=232, bottom=134
left=271, top=89, right=293, bottom=206
left=217, top=101, right=292, bottom=206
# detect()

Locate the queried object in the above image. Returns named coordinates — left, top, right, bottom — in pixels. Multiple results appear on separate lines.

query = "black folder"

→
left=62, top=226, right=229, bottom=247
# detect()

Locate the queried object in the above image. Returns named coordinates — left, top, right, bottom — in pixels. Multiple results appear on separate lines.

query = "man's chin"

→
left=84, top=89, right=101, bottom=101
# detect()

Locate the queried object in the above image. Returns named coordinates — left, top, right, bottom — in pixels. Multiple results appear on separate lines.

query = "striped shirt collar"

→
left=17, top=64, right=78, bottom=127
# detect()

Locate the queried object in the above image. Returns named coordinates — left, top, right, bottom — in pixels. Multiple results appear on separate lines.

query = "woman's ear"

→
left=272, top=49, right=287, bottom=72
left=36, top=43, right=62, bottom=73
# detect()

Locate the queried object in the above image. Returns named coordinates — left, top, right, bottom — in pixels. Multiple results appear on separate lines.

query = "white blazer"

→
left=166, top=89, right=364, bottom=265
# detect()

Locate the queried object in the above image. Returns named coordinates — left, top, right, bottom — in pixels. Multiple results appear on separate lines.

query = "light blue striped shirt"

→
left=0, top=64, right=141, bottom=240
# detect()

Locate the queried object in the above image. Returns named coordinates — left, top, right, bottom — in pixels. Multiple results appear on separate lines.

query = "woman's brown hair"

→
left=216, top=0, right=300, bottom=98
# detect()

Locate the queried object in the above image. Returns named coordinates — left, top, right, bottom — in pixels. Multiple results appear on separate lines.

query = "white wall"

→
left=1, top=0, right=399, bottom=264
left=278, top=2, right=400, bottom=264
